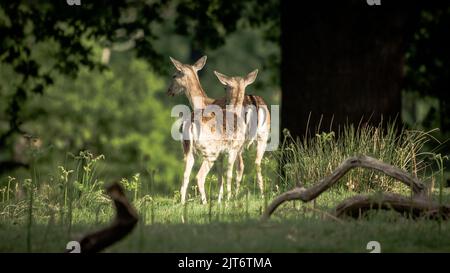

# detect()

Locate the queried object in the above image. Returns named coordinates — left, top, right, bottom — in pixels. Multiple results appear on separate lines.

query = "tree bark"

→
left=335, top=193, right=450, bottom=219
left=75, top=182, right=138, bottom=253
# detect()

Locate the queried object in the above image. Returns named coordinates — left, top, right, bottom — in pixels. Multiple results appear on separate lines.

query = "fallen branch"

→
left=262, top=155, right=428, bottom=220
left=75, top=182, right=138, bottom=253
left=335, top=193, right=450, bottom=220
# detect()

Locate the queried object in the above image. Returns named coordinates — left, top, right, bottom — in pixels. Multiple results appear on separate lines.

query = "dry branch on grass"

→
left=75, top=182, right=138, bottom=253
left=262, top=155, right=449, bottom=220
left=335, top=193, right=450, bottom=219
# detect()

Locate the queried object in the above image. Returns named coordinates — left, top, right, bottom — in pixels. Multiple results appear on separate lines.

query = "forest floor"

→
left=2, top=189, right=450, bottom=252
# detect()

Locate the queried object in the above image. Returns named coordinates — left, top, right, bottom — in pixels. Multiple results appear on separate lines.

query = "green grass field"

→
left=2, top=190, right=450, bottom=253
left=1, top=123, right=448, bottom=253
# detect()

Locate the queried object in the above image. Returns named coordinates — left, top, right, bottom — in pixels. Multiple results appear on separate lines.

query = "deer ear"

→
left=169, top=56, right=184, bottom=71
left=214, top=71, right=231, bottom=86
left=245, top=69, right=258, bottom=86
left=193, top=56, right=207, bottom=71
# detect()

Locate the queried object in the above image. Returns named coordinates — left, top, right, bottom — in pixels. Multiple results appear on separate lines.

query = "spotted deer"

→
left=167, top=56, right=270, bottom=204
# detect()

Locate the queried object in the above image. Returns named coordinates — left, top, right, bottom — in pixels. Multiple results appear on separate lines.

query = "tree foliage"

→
left=0, top=0, right=280, bottom=191
left=0, top=0, right=278, bottom=174
left=404, top=7, right=450, bottom=133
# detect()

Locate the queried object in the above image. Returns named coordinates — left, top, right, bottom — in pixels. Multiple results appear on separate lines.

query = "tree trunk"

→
left=281, top=2, right=415, bottom=138
left=440, top=99, right=450, bottom=133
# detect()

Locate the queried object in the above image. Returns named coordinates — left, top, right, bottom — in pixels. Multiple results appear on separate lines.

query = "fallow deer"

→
left=167, top=56, right=270, bottom=203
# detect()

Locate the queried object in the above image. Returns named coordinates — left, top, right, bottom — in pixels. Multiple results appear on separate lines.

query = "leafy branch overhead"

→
left=1, top=1, right=163, bottom=144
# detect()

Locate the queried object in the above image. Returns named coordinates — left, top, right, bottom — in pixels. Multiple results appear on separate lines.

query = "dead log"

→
left=335, top=193, right=450, bottom=219
left=76, top=182, right=138, bottom=253
left=262, top=155, right=428, bottom=220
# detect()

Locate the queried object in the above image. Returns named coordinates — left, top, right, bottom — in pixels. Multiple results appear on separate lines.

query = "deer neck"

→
left=185, top=72, right=210, bottom=111
left=226, top=87, right=245, bottom=114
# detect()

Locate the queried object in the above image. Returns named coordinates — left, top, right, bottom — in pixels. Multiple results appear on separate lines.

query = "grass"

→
left=0, top=122, right=449, bottom=252
left=2, top=191, right=450, bottom=252
left=276, top=119, right=443, bottom=193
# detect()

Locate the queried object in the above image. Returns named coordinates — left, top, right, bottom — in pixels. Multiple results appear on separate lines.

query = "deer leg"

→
left=181, top=148, right=195, bottom=204
left=196, top=159, right=214, bottom=204
left=217, top=155, right=225, bottom=203
left=255, top=139, right=267, bottom=196
left=226, top=152, right=238, bottom=201
left=235, top=151, right=244, bottom=195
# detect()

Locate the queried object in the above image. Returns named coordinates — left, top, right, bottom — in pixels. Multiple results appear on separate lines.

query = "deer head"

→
left=167, top=56, right=207, bottom=97
left=213, top=69, right=258, bottom=110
